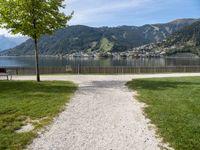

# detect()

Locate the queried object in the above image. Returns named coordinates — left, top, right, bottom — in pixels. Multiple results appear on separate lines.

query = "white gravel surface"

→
left=16, top=73, right=200, bottom=150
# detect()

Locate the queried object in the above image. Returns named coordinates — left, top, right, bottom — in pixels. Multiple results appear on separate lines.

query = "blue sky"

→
left=65, top=0, right=200, bottom=26
left=1, top=0, right=200, bottom=36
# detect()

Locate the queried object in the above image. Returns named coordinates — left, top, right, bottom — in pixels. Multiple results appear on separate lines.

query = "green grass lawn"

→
left=0, top=80, right=77, bottom=150
left=127, top=77, right=200, bottom=150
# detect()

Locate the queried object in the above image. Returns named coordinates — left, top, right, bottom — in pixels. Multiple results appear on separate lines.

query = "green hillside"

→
left=160, top=21, right=200, bottom=56
left=0, top=19, right=197, bottom=56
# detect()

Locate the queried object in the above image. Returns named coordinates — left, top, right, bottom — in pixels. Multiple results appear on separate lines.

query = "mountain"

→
left=0, top=18, right=198, bottom=56
left=0, top=35, right=28, bottom=51
left=156, top=20, right=200, bottom=56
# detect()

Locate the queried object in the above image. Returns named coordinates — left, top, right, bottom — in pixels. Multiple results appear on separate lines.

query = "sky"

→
left=1, top=0, right=200, bottom=36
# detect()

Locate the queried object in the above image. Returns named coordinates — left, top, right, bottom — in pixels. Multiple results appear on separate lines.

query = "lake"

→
left=0, top=56, right=200, bottom=67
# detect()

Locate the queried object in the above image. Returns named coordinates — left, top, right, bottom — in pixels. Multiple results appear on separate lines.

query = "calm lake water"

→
left=0, top=56, right=200, bottom=67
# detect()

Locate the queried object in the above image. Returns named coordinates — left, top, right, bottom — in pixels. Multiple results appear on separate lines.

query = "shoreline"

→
left=0, top=55, right=199, bottom=59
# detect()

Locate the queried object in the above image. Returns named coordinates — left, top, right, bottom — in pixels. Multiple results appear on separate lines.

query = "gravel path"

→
left=21, top=73, right=200, bottom=150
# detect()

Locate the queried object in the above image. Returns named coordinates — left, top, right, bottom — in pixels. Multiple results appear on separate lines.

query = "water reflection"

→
left=0, top=56, right=200, bottom=67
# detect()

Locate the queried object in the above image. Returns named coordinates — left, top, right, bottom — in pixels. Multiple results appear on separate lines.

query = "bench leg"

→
left=7, top=75, right=8, bottom=80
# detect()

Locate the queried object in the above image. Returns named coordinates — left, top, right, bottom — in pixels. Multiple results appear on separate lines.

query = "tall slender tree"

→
left=0, top=0, right=72, bottom=82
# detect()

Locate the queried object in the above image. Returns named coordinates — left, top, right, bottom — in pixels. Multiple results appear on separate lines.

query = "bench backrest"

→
left=0, top=68, right=6, bottom=73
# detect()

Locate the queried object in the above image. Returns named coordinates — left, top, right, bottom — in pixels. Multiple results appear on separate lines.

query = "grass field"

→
left=0, top=80, right=77, bottom=150
left=127, top=77, right=200, bottom=150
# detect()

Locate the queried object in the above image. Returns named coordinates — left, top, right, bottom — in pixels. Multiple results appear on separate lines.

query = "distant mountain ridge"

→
left=1, top=18, right=198, bottom=56
left=0, top=35, right=27, bottom=51
left=155, top=20, right=200, bottom=56
left=128, top=20, right=200, bottom=57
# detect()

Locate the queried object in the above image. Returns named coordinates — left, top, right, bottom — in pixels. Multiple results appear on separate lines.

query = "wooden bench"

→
left=0, top=68, right=12, bottom=80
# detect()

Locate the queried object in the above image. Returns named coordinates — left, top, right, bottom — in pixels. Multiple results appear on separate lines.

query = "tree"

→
left=0, top=0, right=72, bottom=82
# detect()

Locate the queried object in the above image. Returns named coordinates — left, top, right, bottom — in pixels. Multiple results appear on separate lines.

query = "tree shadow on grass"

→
left=0, top=81, right=76, bottom=95
left=126, top=79, right=200, bottom=91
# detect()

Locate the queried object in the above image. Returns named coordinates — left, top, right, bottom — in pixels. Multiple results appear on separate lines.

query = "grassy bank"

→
left=0, top=81, right=77, bottom=150
left=127, top=77, right=200, bottom=150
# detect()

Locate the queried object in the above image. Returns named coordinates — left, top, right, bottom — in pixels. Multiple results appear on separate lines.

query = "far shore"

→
left=0, top=53, right=199, bottom=59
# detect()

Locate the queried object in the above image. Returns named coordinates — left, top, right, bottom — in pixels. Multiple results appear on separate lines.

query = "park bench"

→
left=0, top=68, right=12, bottom=80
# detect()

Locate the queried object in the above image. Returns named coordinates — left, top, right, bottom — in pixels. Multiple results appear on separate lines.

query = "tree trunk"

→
left=34, top=38, right=40, bottom=82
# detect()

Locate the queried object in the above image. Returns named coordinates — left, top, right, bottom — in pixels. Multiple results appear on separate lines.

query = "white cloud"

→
left=64, top=0, right=155, bottom=25
left=0, top=0, right=156, bottom=36
left=0, top=0, right=159, bottom=35
left=0, top=28, right=23, bottom=37
left=1, top=0, right=197, bottom=35
left=0, top=29, right=11, bottom=37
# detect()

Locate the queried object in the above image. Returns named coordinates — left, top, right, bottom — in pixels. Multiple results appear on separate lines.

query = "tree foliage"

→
left=0, top=0, right=72, bottom=39
left=0, top=0, right=72, bottom=81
